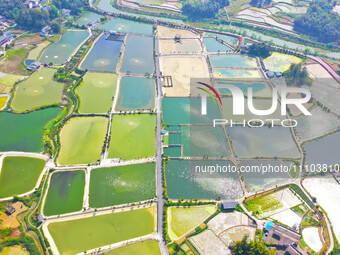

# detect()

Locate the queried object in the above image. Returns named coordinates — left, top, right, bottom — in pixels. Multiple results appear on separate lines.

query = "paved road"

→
left=155, top=30, right=169, bottom=255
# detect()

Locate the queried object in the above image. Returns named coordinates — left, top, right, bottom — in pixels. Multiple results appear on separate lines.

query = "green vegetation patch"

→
left=77, top=72, right=117, bottom=114
left=0, top=156, right=46, bottom=198
left=57, top=116, right=108, bottom=165
left=245, top=194, right=283, bottom=217
left=105, top=240, right=161, bottom=255
left=0, top=107, right=60, bottom=152
left=168, top=206, right=216, bottom=240
left=89, top=163, right=156, bottom=208
left=43, top=170, right=85, bottom=216
left=108, top=114, right=156, bottom=160
left=47, top=208, right=155, bottom=255
left=11, top=68, right=64, bottom=112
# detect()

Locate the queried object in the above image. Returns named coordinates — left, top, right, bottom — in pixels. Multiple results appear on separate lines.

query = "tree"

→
left=283, top=63, right=309, bottom=87
left=51, top=21, right=61, bottom=33
left=231, top=236, right=269, bottom=255
left=182, top=0, right=230, bottom=20
left=248, top=43, right=271, bottom=58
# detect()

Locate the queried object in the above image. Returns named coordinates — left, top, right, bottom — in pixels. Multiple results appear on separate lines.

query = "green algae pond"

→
left=165, top=159, right=243, bottom=200
left=0, top=107, right=60, bottom=152
left=80, top=33, right=123, bottom=72
left=77, top=72, right=117, bottom=114
left=11, top=68, right=64, bottom=112
left=0, top=156, right=46, bottom=198
left=75, top=11, right=103, bottom=26
left=105, top=240, right=161, bottom=255
left=43, top=170, right=85, bottom=216
left=98, top=18, right=154, bottom=35
left=203, top=37, right=234, bottom=52
left=40, top=30, right=89, bottom=65
left=47, top=208, right=155, bottom=255
left=115, top=76, right=155, bottom=111
left=120, top=35, right=154, bottom=75
left=57, top=116, right=108, bottom=165
left=108, top=114, right=156, bottom=160
left=89, top=163, right=155, bottom=208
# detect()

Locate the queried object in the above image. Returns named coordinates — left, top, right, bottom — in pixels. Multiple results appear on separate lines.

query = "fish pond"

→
left=165, top=159, right=242, bottom=200
left=57, top=116, right=108, bottom=165
left=89, top=163, right=155, bottom=208
left=209, top=55, right=257, bottom=68
left=98, top=18, right=153, bottom=35
left=108, top=114, right=156, bottom=160
left=75, top=11, right=103, bottom=26
left=0, top=107, right=60, bottom=152
left=120, top=35, right=154, bottom=75
left=115, top=76, right=155, bottom=111
left=43, top=170, right=85, bottom=216
left=80, top=33, right=123, bottom=72
left=77, top=72, right=117, bottom=114
left=105, top=240, right=161, bottom=255
left=0, top=156, right=46, bottom=198
left=47, top=208, right=155, bottom=255
left=40, top=30, right=89, bottom=65
left=203, top=37, right=233, bottom=52
left=11, top=68, right=64, bottom=112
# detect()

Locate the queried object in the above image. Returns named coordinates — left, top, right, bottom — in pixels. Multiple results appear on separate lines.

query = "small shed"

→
left=174, top=34, right=181, bottom=43
left=221, top=201, right=238, bottom=211
left=6, top=205, right=16, bottom=215
left=267, top=71, right=275, bottom=78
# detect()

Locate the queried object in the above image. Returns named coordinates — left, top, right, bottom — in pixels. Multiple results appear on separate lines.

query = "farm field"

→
left=77, top=72, right=117, bottom=114
left=0, top=95, right=8, bottom=110
left=115, top=76, right=155, bottom=111
left=105, top=240, right=161, bottom=255
left=43, top=170, right=85, bottom=216
left=270, top=209, right=302, bottom=228
left=0, top=156, right=46, bottom=198
left=189, top=229, right=231, bottom=254
left=108, top=114, right=156, bottom=160
left=39, top=30, right=90, bottom=65
left=57, top=116, right=108, bottom=165
left=47, top=207, right=155, bottom=255
left=0, top=74, right=25, bottom=93
left=80, top=33, right=123, bottom=72
left=159, top=56, right=209, bottom=97
left=0, top=245, right=30, bottom=255
left=168, top=206, right=215, bottom=240
left=220, top=226, right=256, bottom=245
left=0, top=107, right=60, bottom=152
left=208, top=212, right=250, bottom=235
left=27, top=41, right=51, bottom=60
left=302, top=227, right=322, bottom=252
left=120, top=35, right=154, bottom=75
left=89, top=163, right=155, bottom=208
left=264, top=52, right=301, bottom=72
left=11, top=68, right=64, bottom=112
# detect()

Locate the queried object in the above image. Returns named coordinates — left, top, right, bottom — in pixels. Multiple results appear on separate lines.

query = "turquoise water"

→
left=75, top=11, right=103, bottom=26
left=182, top=126, right=230, bottom=158
left=209, top=55, right=256, bottom=68
left=162, top=97, right=221, bottom=125
left=163, top=147, right=182, bottom=158
left=203, top=37, right=233, bottom=52
left=40, top=30, right=89, bottom=65
left=115, top=76, right=155, bottom=111
left=120, top=35, right=154, bottom=75
left=304, top=131, right=340, bottom=166
left=217, top=81, right=268, bottom=96
left=0, top=107, right=61, bottom=152
left=165, top=159, right=242, bottom=199
left=98, top=18, right=154, bottom=35
left=80, top=33, right=123, bottom=72
left=204, top=32, right=239, bottom=45
left=228, top=126, right=300, bottom=159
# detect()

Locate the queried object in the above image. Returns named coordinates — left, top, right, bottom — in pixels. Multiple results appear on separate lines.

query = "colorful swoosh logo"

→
left=197, top=82, right=223, bottom=105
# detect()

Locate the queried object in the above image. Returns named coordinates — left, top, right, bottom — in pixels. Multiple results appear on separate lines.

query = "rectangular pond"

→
left=80, top=33, right=123, bottom=72
left=43, top=170, right=85, bottom=216
left=209, top=55, right=257, bottom=68
left=165, top=159, right=243, bottom=200
left=98, top=17, right=154, bottom=35
left=203, top=37, right=234, bottom=53
left=89, top=163, right=155, bottom=208
left=77, top=72, right=117, bottom=114
left=120, top=35, right=154, bottom=75
left=40, top=30, right=89, bottom=65
left=115, top=76, right=155, bottom=111
left=0, top=107, right=61, bottom=152
left=75, top=11, right=103, bottom=26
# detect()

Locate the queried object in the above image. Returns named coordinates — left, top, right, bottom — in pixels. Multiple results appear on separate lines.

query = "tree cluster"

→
left=231, top=236, right=269, bottom=255
left=0, top=0, right=88, bottom=30
left=250, top=0, right=272, bottom=8
left=283, top=63, right=309, bottom=87
left=294, top=0, right=340, bottom=44
left=248, top=42, right=271, bottom=58
left=182, top=0, right=230, bottom=20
